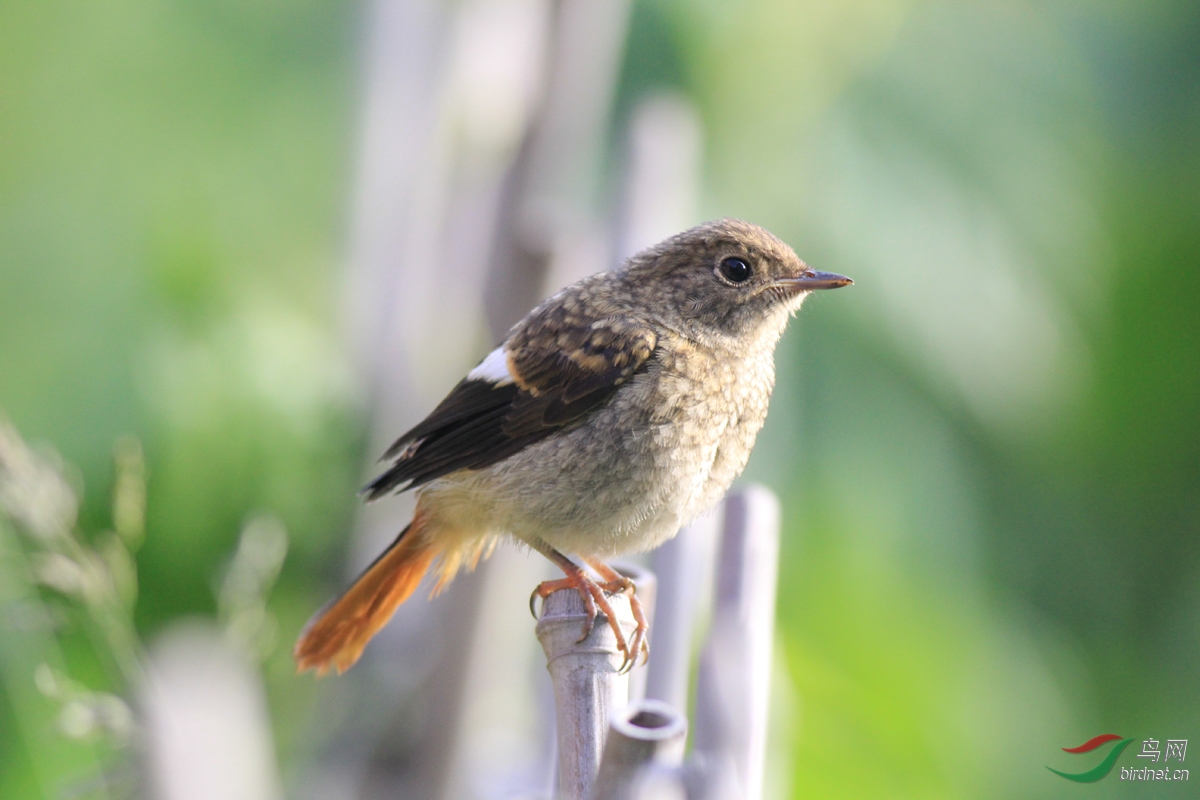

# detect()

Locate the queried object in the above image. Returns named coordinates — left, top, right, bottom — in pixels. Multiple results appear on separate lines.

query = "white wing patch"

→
left=467, top=346, right=514, bottom=386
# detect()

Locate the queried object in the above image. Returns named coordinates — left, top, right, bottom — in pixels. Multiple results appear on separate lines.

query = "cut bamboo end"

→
left=593, top=699, right=688, bottom=800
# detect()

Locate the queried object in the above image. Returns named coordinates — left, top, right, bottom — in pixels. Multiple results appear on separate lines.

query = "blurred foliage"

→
left=1, top=424, right=291, bottom=799
left=0, top=0, right=363, bottom=796
left=2, top=0, right=1198, bottom=798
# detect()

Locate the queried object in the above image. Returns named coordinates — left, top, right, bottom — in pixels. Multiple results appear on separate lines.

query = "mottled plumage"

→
left=296, top=218, right=851, bottom=675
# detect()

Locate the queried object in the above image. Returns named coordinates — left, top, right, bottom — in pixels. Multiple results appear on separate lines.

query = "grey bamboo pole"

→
left=592, top=700, right=688, bottom=800
left=537, top=563, right=654, bottom=800
left=644, top=510, right=718, bottom=713
left=537, top=587, right=632, bottom=800
left=485, top=0, right=636, bottom=334
left=691, top=486, right=781, bottom=800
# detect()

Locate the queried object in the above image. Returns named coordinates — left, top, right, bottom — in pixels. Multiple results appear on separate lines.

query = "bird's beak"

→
left=776, top=271, right=853, bottom=291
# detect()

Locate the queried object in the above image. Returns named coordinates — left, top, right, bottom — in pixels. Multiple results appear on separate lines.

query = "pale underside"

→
left=410, top=301, right=798, bottom=588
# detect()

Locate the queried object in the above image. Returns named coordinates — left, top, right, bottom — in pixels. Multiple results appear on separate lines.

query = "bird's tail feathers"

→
left=294, top=517, right=436, bottom=676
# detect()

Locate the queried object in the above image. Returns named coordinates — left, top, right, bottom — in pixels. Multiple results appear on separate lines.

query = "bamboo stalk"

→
left=592, top=700, right=687, bottom=800
left=536, top=563, right=654, bottom=800
left=537, top=587, right=631, bottom=800
left=691, top=487, right=781, bottom=800
left=645, top=510, right=719, bottom=713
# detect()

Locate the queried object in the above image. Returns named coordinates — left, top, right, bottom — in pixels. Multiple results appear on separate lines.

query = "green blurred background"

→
left=2, top=0, right=1197, bottom=798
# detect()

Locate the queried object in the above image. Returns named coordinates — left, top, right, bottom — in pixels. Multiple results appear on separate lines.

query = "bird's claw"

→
left=600, top=577, right=649, bottom=674
left=531, top=570, right=649, bottom=671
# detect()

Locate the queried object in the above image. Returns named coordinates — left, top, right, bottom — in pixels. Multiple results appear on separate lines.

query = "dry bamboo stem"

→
left=692, top=486, right=781, bottom=800
left=537, top=586, right=632, bottom=800
left=536, top=563, right=654, bottom=800
left=645, top=511, right=719, bottom=712
left=592, top=700, right=688, bottom=800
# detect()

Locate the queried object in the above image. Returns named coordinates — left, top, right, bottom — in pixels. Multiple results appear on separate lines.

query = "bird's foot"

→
left=586, top=561, right=649, bottom=674
left=531, top=570, right=639, bottom=670
left=610, top=581, right=648, bottom=674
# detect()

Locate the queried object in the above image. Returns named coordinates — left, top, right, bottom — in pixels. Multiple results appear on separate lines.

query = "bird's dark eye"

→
left=718, top=257, right=752, bottom=284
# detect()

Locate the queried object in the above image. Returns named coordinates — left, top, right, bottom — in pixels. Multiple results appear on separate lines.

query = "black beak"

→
left=777, top=271, right=853, bottom=291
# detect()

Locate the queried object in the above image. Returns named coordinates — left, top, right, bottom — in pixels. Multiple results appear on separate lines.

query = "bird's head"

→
left=624, top=218, right=851, bottom=346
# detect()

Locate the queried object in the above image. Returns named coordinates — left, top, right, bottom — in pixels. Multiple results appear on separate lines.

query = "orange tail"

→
left=294, top=520, right=436, bottom=676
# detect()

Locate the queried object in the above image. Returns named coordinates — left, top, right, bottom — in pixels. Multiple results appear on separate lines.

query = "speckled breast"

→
left=474, top=330, right=776, bottom=557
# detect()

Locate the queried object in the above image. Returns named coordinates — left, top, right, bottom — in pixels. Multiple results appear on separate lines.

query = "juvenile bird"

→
left=295, top=218, right=851, bottom=675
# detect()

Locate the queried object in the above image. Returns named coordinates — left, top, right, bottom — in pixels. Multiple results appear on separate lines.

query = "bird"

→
left=294, top=218, right=851, bottom=676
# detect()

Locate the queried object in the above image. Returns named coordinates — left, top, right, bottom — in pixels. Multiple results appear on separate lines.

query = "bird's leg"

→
left=528, top=540, right=632, bottom=659
left=582, top=557, right=649, bottom=673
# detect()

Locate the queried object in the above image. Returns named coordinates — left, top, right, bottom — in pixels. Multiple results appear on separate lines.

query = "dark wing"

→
left=362, top=315, right=657, bottom=499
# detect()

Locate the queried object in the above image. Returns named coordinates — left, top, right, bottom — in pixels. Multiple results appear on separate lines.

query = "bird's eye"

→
left=718, top=257, right=752, bottom=284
